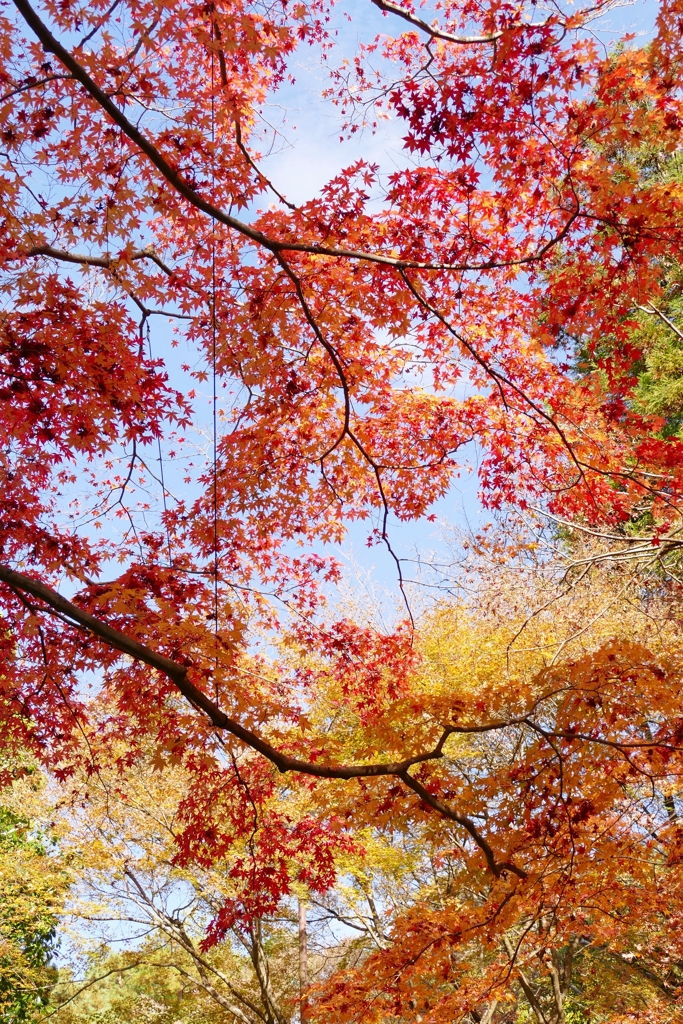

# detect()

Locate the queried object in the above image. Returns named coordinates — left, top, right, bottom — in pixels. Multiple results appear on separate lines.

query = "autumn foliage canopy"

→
left=2, top=0, right=683, bottom=1018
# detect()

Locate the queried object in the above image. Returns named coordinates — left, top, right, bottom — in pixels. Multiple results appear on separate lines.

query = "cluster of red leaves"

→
left=2, top=0, right=683, bottom=1017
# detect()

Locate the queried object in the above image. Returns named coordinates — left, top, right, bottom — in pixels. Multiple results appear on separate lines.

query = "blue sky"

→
left=98, top=0, right=664, bottom=624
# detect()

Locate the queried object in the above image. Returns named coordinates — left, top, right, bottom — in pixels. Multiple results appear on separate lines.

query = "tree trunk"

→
left=299, top=899, right=308, bottom=1024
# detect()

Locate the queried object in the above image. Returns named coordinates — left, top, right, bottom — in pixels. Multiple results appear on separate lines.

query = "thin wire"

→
left=210, top=27, right=219, bottom=677
left=145, top=320, right=172, bottom=567
left=139, top=317, right=172, bottom=565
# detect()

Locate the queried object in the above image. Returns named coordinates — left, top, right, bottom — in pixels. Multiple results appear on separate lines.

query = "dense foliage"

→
left=0, top=777, right=65, bottom=1021
left=3, top=0, right=683, bottom=1020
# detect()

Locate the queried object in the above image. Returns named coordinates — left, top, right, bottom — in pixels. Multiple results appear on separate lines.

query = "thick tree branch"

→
left=370, top=0, right=616, bottom=43
left=0, top=566, right=440, bottom=782
left=547, top=955, right=566, bottom=1024
left=10, top=0, right=582, bottom=276
left=398, top=769, right=527, bottom=879
left=370, top=0, right=502, bottom=44
left=0, top=563, right=527, bottom=879
left=21, top=243, right=174, bottom=275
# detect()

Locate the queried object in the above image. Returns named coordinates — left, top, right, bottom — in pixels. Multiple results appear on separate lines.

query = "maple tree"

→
left=3, top=0, right=683, bottom=1019
left=17, top=547, right=683, bottom=1022
left=303, top=538, right=683, bottom=1022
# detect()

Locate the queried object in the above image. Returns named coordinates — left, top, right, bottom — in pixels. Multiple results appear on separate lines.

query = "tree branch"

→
left=398, top=769, right=527, bottom=879
left=22, top=243, right=174, bottom=275
left=10, top=0, right=582, bottom=276
left=0, top=563, right=527, bottom=878
left=370, top=0, right=502, bottom=44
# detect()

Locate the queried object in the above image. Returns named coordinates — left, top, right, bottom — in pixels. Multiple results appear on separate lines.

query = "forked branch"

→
left=11, top=0, right=585, bottom=276
left=0, top=563, right=525, bottom=879
left=370, top=0, right=502, bottom=44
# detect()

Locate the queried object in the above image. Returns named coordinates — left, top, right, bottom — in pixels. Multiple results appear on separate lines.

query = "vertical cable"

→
left=210, top=25, right=219, bottom=680
left=145, top=320, right=172, bottom=567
